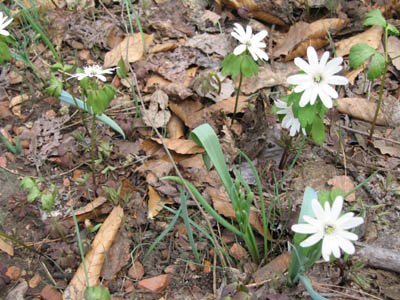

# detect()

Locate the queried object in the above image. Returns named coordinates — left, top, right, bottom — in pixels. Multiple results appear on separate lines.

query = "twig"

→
left=355, top=242, right=400, bottom=274
left=341, top=124, right=400, bottom=146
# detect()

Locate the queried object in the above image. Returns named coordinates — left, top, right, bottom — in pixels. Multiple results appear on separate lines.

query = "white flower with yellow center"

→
left=292, top=196, right=363, bottom=261
left=0, top=12, right=13, bottom=37
left=70, top=65, right=117, bottom=82
left=275, top=99, right=305, bottom=136
left=287, top=46, right=349, bottom=109
left=231, top=23, right=269, bottom=62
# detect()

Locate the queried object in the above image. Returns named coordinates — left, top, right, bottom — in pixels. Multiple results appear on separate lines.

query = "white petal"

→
left=96, top=74, right=107, bottom=81
left=320, top=83, right=339, bottom=98
left=253, top=30, right=268, bottom=42
left=0, top=29, right=9, bottom=36
left=309, top=86, right=319, bottom=105
left=287, top=74, right=309, bottom=85
left=252, top=47, right=269, bottom=61
left=319, top=51, right=330, bottom=67
left=294, top=57, right=312, bottom=74
left=311, top=198, right=325, bottom=219
left=275, top=99, right=288, bottom=109
left=331, top=196, right=343, bottom=221
left=326, top=75, right=349, bottom=85
left=339, top=216, right=364, bottom=230
left=326, top=57, right=343, bottom=73
left=300, top=232, right=323, bottom=247
left=330, top=238, right=341, bottom=258
left=245, top=25, right=252, bottom=41
left=303, top=215, right=321, bottom=228
left=233, top=23, right=246, bottom=37
left=307, top=46, right=319, bottom=67
left=233, top=44, right=247, bottom=56
left=337, top=236, right=356, bottom=255
left=231, top=31, right=246, bottom=44
left=299, top=88, right=312, bottom=107
left=318, top=90, right=333, bottom=108
left=324, top=65, right=342, bottom=76
left=321, top=237, right=333, bottom=261
left=338, top=230, right=359, bottom=241
left=292, top=223, right=318, bottom=234
left=248, top=47, right=259, bottom=61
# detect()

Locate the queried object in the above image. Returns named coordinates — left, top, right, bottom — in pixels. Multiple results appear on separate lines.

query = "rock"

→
left=5, top=280, right=28, bottom=300
left=28, top=274, right=41, bottom=289
left=138, top=274, right=171, bottom=293
left=6, top=266, right=21, bottom=280
left=128, top=261, right=144, bottom=280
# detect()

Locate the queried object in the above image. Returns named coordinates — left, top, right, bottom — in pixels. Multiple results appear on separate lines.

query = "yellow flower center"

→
left=324, top=224, right=335, bottom=234
left=314, top=74, right=322, bottom=83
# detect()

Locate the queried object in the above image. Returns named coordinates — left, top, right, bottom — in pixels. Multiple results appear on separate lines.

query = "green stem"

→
left=231, top=72, right=243, bottom=128
left=51, top=216, right=67, bottom=243
left=90, top=113, right=97, bottom=186
left=66, top=82, right=90, bottom=136
left=369, top=28, right=389, bottom=141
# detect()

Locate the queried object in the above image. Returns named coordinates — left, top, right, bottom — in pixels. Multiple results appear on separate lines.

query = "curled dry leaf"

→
left=253, top=252, right=292, bottom=283
left=373, top=140, right=400, bottom=158
left=327, top=175, right=356, bottom=202
left=151, top=138, right=205, bottom=155
left=63, top=206, right=124, bottom=300
left=273, top=18, right=346, bottom=60
left=0, top=237, right=13, bottom=256
left=167, top=114, right=185, bottom=139
left=148, top=185, right=174, bottom=219
left=336, top=98, right=388, bottom=126
left=388, top=36, right=400, bottom=72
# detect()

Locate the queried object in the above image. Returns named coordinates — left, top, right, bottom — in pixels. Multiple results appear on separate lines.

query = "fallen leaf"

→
left=41, top=285, right=62, bottom=300
left=128, top=261, right=144, bottom=280
left=388, top=36, right=400, bottom=71
left=241, top=62, right=297, bottom=94
left=336, top=98, right=388, bottom=125
left=201, top=10, right=221, bottom=25
left=101, top=225, right=130, bottom=280
left=137, top=159, right=173, bottom=179
left=373, top=140, right=400, bottom=158
left=29, top=274, right=41, bottom=289
left=230, top=243, right=248, bottom=260
left=104, top=33, right=154, bottom=68
left=167, top=114, right=185, bottom=139
left=149, top=41, right=178, bottom=54
left=327, top=175, right=356, bottom=202
left=148, top=185, right=172, bottom=219
left=208, top=95, right=248, bottom=114
left=63, top=206, right=124, bottom=300
left=185, top=33, right=228, bottom=57
left=143, top=74, right=171, bottom=92
left=169, top=100, right=203, bottom=128
left=141, top=89, right=171, bottom=128
left=68, top=197, right=108, bottom=218
left=151, top=138, right=205, bottom=155
left=207, top=187, right=272, bottom=239
left=0, top=237, right=13, bottom=256
left=335, top=26, right=383, bottom=57
left=273, top=19, right=345, bottom=60
left=253, top=252, right=292, bottom=283
left=9, top=94, right=29, bottom=108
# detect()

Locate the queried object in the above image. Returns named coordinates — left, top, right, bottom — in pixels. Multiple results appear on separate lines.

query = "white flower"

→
left=287, top=46, right=349, bottom=109
left=275, top=99, right=305, bottom=136
left=70, top=65, right=117, bottom=82
left=0, top=12, right=13, bottom=36
left=292, top=196, right=364, bottom=261
left=231, top=23, right=269, bottom=61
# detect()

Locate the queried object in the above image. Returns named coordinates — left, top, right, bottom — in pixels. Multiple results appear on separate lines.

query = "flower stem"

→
left=231, top=72, right=243, bottom=128
left=65, top=81, right=90, bottom=136
left=369, top=28, right=389, bottom=141
left=90, top=113, right=97, bottom=186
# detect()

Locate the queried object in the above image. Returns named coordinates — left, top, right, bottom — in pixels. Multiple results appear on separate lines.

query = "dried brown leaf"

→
left=327, top=175, right=356, bottom=202
left=253, top=252, right=291, bottom=283
left=63, top=206, right=124, bottom=300
left=151, top=138, right=205, bottom=155
left=167, top=114, right=185, bottom=139
left=0, top=237, right=13, bottom=256
left=336, top=98, right=388, bottom=125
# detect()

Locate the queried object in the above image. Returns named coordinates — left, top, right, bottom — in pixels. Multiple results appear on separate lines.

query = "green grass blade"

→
left=162, top=176, right=242, bottom=236
left=59, top=90, right=126, bottom=139
left=180, top=189, right=200, bottom=262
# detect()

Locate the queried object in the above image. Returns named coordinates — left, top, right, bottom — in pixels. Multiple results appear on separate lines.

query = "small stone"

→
left=138, top=274, right=170, bottom=293
left=29, top=274, right=41, bottom=288
left=40, top=285, right=62, bottom=300
left=230, top=243, right=248, bottom=260
left=128, top=261, right=144, bottom=280
left=164, top=265, right=176, bottom=274
left=6, top=266, right=21, bottom=280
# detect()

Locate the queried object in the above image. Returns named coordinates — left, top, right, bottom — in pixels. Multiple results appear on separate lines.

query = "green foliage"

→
left=362, top=9, right=386, bottom=27
left=349, top=43, right=375, bottom=69
left=368, top=53, right=385, bottom=80
left=46, top=76, right=63, bottom=97
left=311, top=116, right=325, bottom=145
left=221, top=53, right=259, bottom=79
left=117, top=57, right=127, bottom=79
left=20, top=177, right=41, bottom=203
left=87, top=85, right=116, bottom=115
left=0, top=132, right=21, bottom=155
left=84, top=286, right=111, bottom=300
left=41, top=184, right=57, bottom=212
left=0, top=41, right=11, bottom=64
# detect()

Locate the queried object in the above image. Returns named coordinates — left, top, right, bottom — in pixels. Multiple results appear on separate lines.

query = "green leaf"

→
left=311, top=116, right=325, bottom=145
left=41, top=184, right=56, bottom=212
left=240, top=54, right=258, bottom=78
left=87, top=85, right=116, bottom=115
left=0, top=41, right=11, bottom=63
left=367, top=53, right=385, bottom=80
left=50, top=63, right=64, bottom=72
left=363, top=9, right=386, bottom=27
left=117, top=57, right=127, bottom=78
left=46, top=76, right=63, bottom=97
left=59, top=90, right=126, bottom=139
left=21, top=177, right=37, bottom=191
left=299, top=275, right=329, bottom=300
left=349, top=43, right=375, bottom=69
left=84, top=286, right=111, bottom=300
left=387, top=23, right=400, bottom=36
left=221, top=53, right=242, bottom=79
left=297, top=103, right=317, bottom=127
